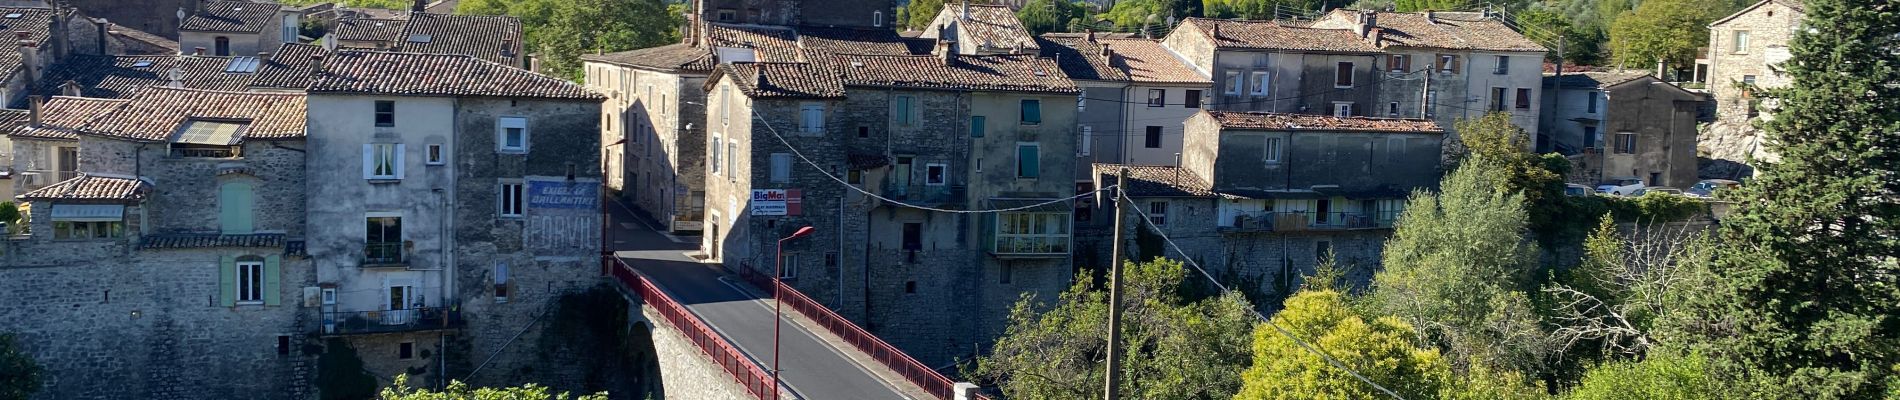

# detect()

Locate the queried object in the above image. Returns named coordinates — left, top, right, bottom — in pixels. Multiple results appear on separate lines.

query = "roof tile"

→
left=715, top=62, right=845, bottom=99
left=180, top=0, right=282, bottom=33
left=78, top=87, right=306, bottom=142
left=1205, top=111, right=1443, bottom=133
left=398, top=13, right=522, bottom=65
left=1093, top=164, right=1215, bottom=198
left=35, top=54, right=260, bottom=99
left=837, top=53, right=1078, bottom=94
left=309, top=50, right=602, bottom=100
left=1180, top=18, right=1382, bottom=53
left=1314, top=10, right=1546, bottom=52
left=582, top=43, right=714, bottom=72
left=12, top=97, right=129, bottom=140
left=19, top=174, right=148, bottom=202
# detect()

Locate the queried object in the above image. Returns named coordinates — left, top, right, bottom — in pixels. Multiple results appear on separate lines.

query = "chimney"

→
left=48, top=11, right=66, bottom=59
left=752, top=65, right=766, bottom=89
left=1084, top=29, right=1095, bottom=43
left=501, top=39, right=515, bottom=57
left=193, top=46, right=205, bottom=56
left=936, top=39, right=956, bottom=65
left=412, top=0, right=427, bottom=13
left=960, top=0, right=970, bottom=22
left=60, top=80, right=80, bottom=97
left=1370, top=27, right=1384, bottom=47
left=258, top=51, right=271, bottom=60
left=1424, top=10, right=1436, bottom=24
left=95, top=18, right=108, bottom=55
left=166, top=67, right=183, bottom=88
left=309, top=54, right=324, bottom=75
left=17, top=35, right=37, bottom=90
left=1365, top=12, right=1378, bottom=37
left=193, top=0, right=205, bottom=16
left=1210, top=23, right=1220, bottom=39
left=27, top=95, right=41, bottom=127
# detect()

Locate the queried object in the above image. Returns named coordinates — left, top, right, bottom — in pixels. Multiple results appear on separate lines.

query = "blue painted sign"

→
left=528, top=180, right=598, bottom=210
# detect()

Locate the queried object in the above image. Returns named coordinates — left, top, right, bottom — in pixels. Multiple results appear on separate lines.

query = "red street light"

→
left=773, top=226, right=815, bottom=399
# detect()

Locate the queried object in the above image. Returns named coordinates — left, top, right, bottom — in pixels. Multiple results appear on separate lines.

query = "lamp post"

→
left=774, top=226, right=816, bottom=399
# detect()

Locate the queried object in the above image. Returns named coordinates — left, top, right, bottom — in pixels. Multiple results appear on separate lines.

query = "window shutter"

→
left=362, top=144, right=375, bottom=179
left=219, top=255, right=237, bottom=307
left=394, top=144, right=406, bottom=179
left=263, top=255, right=282, bottom=306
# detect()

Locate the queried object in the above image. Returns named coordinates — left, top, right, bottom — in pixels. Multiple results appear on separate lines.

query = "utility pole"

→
left=1551, top=36, right=1565, bottom=149
left=1103, top=168, right=1128, bottom=400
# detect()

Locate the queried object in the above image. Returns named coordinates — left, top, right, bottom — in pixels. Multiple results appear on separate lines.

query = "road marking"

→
left=715, top=276, right=916, bottom=400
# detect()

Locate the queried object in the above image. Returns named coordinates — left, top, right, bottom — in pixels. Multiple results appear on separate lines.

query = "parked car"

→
left=1564, top=184, right=1595, bottom=197
left=1631, top=187, right=1684, bottom=196
left=1686, top=179, right=1741, bottom=198
left=1598, top=178, right=1646, bottom=196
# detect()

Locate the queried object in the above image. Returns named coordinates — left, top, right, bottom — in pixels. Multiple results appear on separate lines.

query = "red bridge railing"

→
left=737, top=265, right=991, bottom=400
left=606, top=256, right=777, bottom=399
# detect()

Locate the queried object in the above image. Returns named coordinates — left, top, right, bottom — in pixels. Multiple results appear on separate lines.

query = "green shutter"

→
left=219, top=255, right=237, bottom=307
left=263, top=255, right=282, bottom=306
left=970, top=116, right=985, bottom=138
left=220, top=182, right=254, bottom=234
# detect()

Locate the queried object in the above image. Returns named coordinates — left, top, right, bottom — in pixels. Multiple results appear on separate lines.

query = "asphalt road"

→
left=606, top=199, right=913, bottom=400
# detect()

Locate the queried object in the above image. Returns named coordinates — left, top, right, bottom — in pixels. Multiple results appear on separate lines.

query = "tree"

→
left=1017, top=0, right=1090, bottom=35
left=1368, top=141, right=1554, bottom=377
left=902, top=0, right=945, bottom=31
left=457, top=0, right=678, bottom=81
left=1666, top=0, right=1900, bottom=397
left=0, top=333, right=40, bottom=400
left=1516, top=7, right=1604, bottom=65
left=1394, top=0, right=1474, bottom=12
left=1234, top=290, right=1451, bottom=399
left=1099, top=0, right=1169, bottom=34
left=1606, top=0, right=1714, bottom=71
left=379, top=375, right=606, bottom=400
left=973, top=259, right=1255, bottom=400
left=1545, top=217, right=1713, bottom=362
left=1562, top=352, right=1722, bottom=400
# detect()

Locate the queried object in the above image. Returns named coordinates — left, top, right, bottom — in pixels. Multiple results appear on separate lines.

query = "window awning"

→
left=51, top=204, right=124, bottom=222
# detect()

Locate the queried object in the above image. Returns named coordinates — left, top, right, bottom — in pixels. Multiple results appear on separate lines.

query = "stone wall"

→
left=1702, top=1, right=1801, bottom=165
left=636, top=303, right=758, bottom=400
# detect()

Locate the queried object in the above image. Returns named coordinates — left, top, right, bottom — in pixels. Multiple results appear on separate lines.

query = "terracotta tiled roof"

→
left=1205, top=111, right=1442, bottom=133
left=34, top=54, right=261, bottom=99
left=333, top=18, right=407, bottom=43
left=1102, top=39, right=1208, bottom=84
left=706, top=23, right=803, bottom=63
left=1036, top=36, right=1126, bottom=82
left=714, top=62, right=845, bottom=99
left=1042, top=32, right=1140, bottom=40
left=0, top=108, right=28, bottom=135
left=582, top=43, right=714, bottom=72
left=947, top=5, right=1038, bottom=53
left=797, top=27, right=922, bottom=57
left=18, top=174, right=148, bottom=201
left=837, top=54, right=1078, bottom=94
left=1320, top=10, right=1546, bottom=52
left=77, top=87, right=306, bottom=142
left=1544, top=71, right=1652, bottom=89
left=399, top=13, right=522, bottom=65
left=0, top=7, right=56, bottom=79
left=1180, top=18, right=1381, bottom=53
left=106, top=23, right=178, bottom=54
left=12, top=97, right=128, bottom=140
left=1093, top=164, right=1215, bottom=198
left=309, top=50, right=602, bottom=100
left=251, top=43, right=326, bottom=89
left=180, top=0, right=282, bottom=33
left=142, top=233, right=286, bottom=249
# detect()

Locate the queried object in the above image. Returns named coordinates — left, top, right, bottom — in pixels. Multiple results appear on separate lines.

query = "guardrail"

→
left=605, top=256, right=777, bottom=399
left=737, top=265, right=991, bottom=400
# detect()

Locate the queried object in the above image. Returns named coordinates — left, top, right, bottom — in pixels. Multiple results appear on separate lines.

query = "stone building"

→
left=1038, top=33, right=1213, bottom=182
left=177, top=0, right=298, bottom=57
left=1307, top=10, right=1548, bottom=139
left=1162, top=18, right=1383, bottom=117
left=1541, top=72, right=1704, bottom=187
left=1700, top=0, right=1803, bottom=165
left=321, top=12, right=525, bottom=68
left=918, top=4, right=1037, bottom=56
left=1086, top=112, right=1444, bottom=299
left=0, top=87, right=318, bottom=399
left=701, top=43, right=1081, bottom=365
left=300, top=49, right=603, bottom=387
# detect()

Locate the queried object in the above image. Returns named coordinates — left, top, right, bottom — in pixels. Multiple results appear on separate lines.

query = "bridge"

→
left=605, top=201, right=986, bottom=400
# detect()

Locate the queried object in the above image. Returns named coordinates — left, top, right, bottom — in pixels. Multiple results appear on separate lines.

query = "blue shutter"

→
left=263, top=255, right=282, bottom=306
left=1018, top=145, right=1039, bottom=178
left=970, top=116, right=985, bottom=138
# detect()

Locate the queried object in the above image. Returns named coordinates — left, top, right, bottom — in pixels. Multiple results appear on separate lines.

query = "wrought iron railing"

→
left=364, top=242, right=405, bottom=265
left=322, top=307, right=461, bottom=335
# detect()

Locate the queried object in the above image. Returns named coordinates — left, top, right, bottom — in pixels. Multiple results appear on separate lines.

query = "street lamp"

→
left=773, top=226, right=816, bottom=399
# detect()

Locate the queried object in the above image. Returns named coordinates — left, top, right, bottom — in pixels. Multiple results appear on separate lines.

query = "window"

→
left=799, top=103, right=824, bottom=134
left=282, top=15, right=298, bottom=43
left=1386, top=138, right=1406, bottom=162
left=1249, top=71, right=1269, bottom=95
left=1078, top=126, right=1091, bottom=156
left=905, top=281, right=917, bottom=293
left=1315, top=199, right=1332, bottom=224
left=493, top=262, right=510, bottom=302
left=902, top=223, right=922, bottom=250
left=1224, top=71, right=1241, bottom=95
left=1185, top=90, right=1202, bottom=108
left=214, top=36, right=230, bottom=56
left=1334, top=62, right=1354, bottom=87
left=721, top=87, right=732, bottom=126
left=717, top=9, right=736, bottom=21
left=365, top=215, right=402, bottom=263
left=497, top=117, right=528, bottom=152
left=425, top=144, right=444, bottom=165
left=725, top=141, right=737, bottom=181
left=780, top=254, right=798, bottom=278
left=770, top=153, right=792, bottom=183
left=994, top=212, right=1070, bottom=255
left=1733, top=30, right=1750, bottom=53
left=970, top=116, right=985, bottom=137
left=1490, top=87, right=1507, bottom=111
left=237, top=259, right=264, bottom=303
left=1147, top=89, right=1165, bottom=107
left=374, top=101, right=395, bottom=127
left=1742, top=75, right=1757, bottom=85
left=1315, top=240, right=1332, bottom=264
left=499, top=182, right=523, bottom=217
left=857, top=126, right=870, bottom=138
left=1147, top=201, right=1168, bottom=225
left=1614, top=132, right=1637, bottom=154
left=873, top=10, right=884, bottom=27
left=710, top=137, right=722, bottom=175
left=1494, top=55, right=1510, bottom=75
left=1016, top=143, right=1039, bottom=178
left=925, top=163, right=946, bottom=186
left=398, top=342, right=414, bottom=360
left=1145, top=126, right=1163, bottom=148
left=894, top=156, right=913, bottom=187
left=1333, top=103, right=1353, bottom=117
left=1020, top=99, right=1041, bottom=124
left=893, top=96, right=916, bottom=126
left=53, top=221, right=124, bottom=239
left=1388, top=102, right=1401, bottom=117
left=1586, top=91, right=1600, bottom=113
left=364, top=143, right=402, bottom=180
left=825, top=252, right=839, bottom=269
left=1387, top=54, right=1410, bottom=72
left=219, top=181, right=254, bottom=234
left=1436, top=54, right=1459, bottom=73
left=1516, top=88, right=1532, bottom=109
left=1078, top=93, right=1086, bottom=111
left=1264, top=137, right=1282, bottom=163
left=1583, top=125, right=1600, bottom=147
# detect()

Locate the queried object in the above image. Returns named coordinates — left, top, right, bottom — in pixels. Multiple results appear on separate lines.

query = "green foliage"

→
left=1563, top=352, right=1720, bottom=400
left=1369, top=149, right=1553, bottom=377
left=0, top=202, right=18, bottom=230
left=1600, top=192, right=1708, bottom=223
left=317, top=339, right=378, bottom=400
left=0, top=333, right=41, bottom=400
left=1017, top=0, right=1092, bottom=34
left=379, top=374, right=605, bottom=400
left=1100, top=0, right=1170, bottom=34
left=974, top=258, right=1255, bottom=400
left=457, top=0, right=678, bottom=81
left=1451, top=114, right=1573, bottom=243
left=1516, top=7, right=1605, bottom=65
left=1665, top=0, right=1900, bottom=397
left=1394, top=0, right=1474, bottom=12
left=1235, top=290, right=1451, bottom=399
left=1606, top=0, right=1715, bottom=69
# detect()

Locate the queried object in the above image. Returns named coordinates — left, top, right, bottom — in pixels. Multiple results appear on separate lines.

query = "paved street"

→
left=606, top=198, right=913, bottom=400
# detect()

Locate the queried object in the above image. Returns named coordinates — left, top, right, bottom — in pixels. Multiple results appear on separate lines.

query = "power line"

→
left=1116, top=193, right=1406, bottom=400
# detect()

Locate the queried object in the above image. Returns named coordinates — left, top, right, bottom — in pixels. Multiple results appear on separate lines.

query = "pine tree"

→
left=1679, top=0, right=1900, bottom=396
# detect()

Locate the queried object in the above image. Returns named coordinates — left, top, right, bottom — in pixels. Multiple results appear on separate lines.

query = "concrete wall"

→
left=1539, top=85, right=1603, bottom=153
left=796, top=0, right=893, bottom=29
left=1082, top=193, right=1391, bottom=300
left=1206, top=50, right=1382, bottom=116
left=1119, top=83, right=1208, bottom=167
left=1182, top=113, right=1443, bottom=196
left=583, top=61, right=708, bottom=232
left=68, top=0, right=194, bottom=40
left=1703, top=1, right=1801, bottom=164
left=696, top=0, right=798, bottom=25
left=1075, top=83, right=1125, bottom=181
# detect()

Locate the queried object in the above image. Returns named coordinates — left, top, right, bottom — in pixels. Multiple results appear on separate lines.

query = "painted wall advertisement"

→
left=527, top=177, right=600, bottom=256
left=750, top=189, right=801, bottom=216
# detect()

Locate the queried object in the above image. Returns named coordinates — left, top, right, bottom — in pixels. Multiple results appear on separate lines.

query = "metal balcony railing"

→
left=364, top=242, right=405, bottom=266
left=321, top=307, right=461, bottom=335
left=1219, top=211, right=1401, bottom=232
left=884, top=183, right=966, bottom=205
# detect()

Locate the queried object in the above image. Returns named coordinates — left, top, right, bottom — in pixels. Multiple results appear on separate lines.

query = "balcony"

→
left=1219, top=211, right=1399, bottom=232
left=321, top=307, right=463, bottom=336
left=363, top=242, right=407, bottom=267
left=884, top=183, right=966, bottom=206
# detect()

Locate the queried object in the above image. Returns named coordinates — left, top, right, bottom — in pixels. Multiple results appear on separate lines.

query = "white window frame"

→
left=1147, top=89, right=1165, bottom=107
left=994, top=212, right=1071, bottom=255
left=1333, top=102, right=1353, bottom=117
left=770, top=153, right=792, bottom=183
left=1078, top=125, right=1092, bottom=157
left=780, top=254, right=798, bottom=278
left=425, top=144, right=444, bottom=165
left=499, top=181, right=524, bottom=217
left=1733, top=30, right=1750, bottom=54
left=237, top=260, right=265, bottom=304
left=1224, top=71, right=1241, bottom=95
left=1388, top=102, right=1400, bottom=117
left=1494, top=55, right=1510, bottom=75
left=497, top=117, right=529, bottom=153
left=1249, top=71, right=1269, bottom=95
left=365, top=143, right=403, bottom=180
left=925, top=163, right=947, bottom=186
left=1264, top=137, right=1282, bottom=163
left=799, top=103, right=825, bottom=134
left=873, top=11, right=884, bottom=27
